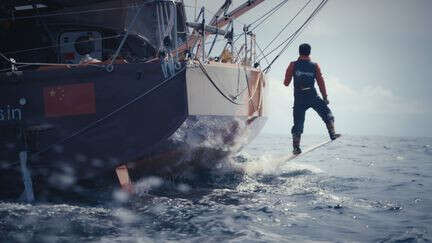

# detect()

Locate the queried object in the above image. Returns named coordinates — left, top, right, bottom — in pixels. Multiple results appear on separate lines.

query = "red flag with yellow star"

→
left=43, top=83, right=96, bottom=117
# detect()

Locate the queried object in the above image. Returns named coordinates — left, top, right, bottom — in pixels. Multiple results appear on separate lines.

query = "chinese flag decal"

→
left=43, top=83, right=96, bottom=117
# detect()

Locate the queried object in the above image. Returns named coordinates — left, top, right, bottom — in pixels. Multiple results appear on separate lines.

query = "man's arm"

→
left=284, top=62, right=295, bottom=86
left=315, top=63, right=328, bottom=99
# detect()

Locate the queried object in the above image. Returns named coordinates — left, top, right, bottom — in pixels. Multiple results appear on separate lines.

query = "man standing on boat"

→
left=284, top=43, right=340, bottom=155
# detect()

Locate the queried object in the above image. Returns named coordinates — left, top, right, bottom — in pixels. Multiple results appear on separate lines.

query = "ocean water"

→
left=1, top=134, right=431, bottom=242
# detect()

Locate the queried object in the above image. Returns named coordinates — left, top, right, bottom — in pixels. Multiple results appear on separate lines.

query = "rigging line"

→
left=263, top=0, right=328, bottom=72
left=11, top=61, right=106, bottom=69
left=207, top=33, right=219, bottom=57
left=255, top=41, right=270, bottom=67
left=32, top=2, right=56, bottom=44
left=258, top=0, right=327, bottom=62
left=109, top=4, right=144, bottom=67
left=248, top=0, right=288, bottom=27
left=258, top=1, right=325, bottom=62
left=183, top=5, right=247, bottom=27
left=202, top=5, right=248, bottom=26
left=236, top=63, right=241, bottom=95
left=3, top=34, right=124, bottom=56
left=197, top=60, right=245, bottom=105
left=0, top=2, right=153, bottom=22
left=249, top=0, right=290, bottom=32
left=234, top=65, right=253, bottom=99
left=197, top=59, right=262, bottom=106
left=233, top=44, right=246, bottom=63
left=0, top=63, right=32, bottom=71
left=277, top=0, right=328, bottom=55
left=201, top=32, right=244, bottom=57
left=259, top=0, right=313, bottom=57
left=0, top=65, right=31, bottom=73
left=202, top=31, right=243, bottom=46
left=0, top=52, right=11, bottom=63
left=243, top=65, right=257, bottom=111
left=232, top=31, right=245, bottom=47
left=194, top=0, right=265, bottom=48
left=265, top=2, right=326, bottom=73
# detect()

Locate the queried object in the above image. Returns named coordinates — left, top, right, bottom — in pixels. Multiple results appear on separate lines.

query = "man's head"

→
left=299, top=43, right=311, bottom=56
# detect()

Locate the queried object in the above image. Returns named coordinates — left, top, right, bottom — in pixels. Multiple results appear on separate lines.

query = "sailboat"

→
left=0, top=0, right=327, bottom=199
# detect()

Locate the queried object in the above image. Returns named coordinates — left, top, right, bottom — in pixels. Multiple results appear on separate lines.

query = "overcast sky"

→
left=185, top=0, right=432, bottom=137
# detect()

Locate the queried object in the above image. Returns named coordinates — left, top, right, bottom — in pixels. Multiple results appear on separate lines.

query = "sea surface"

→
left=1, top=134, right=431, bottom=242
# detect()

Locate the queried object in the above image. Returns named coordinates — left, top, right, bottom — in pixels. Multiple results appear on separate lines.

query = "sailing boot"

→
left=326, top=121, right=341, bottom=140
left=293, top=134, right=302, bottom=155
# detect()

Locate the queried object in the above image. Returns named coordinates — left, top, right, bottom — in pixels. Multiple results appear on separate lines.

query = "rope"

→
left=259, top=0, right=313, bottom=56
left=276, top=0, right=328, bottom=56
left=230, top=0, right=290, bottom=47
left=196, top=59, right=262, bottom=106
left=201, top=5, right=248, bottom=27
left=260, top=0, right=329, bottom=72
left=249, top=0, right=290, bottom=32
left=109, top=4, right=144, bottom=67
left=0, top=64, right=31, bottom=73
left=33, top=3, right=56, bottom=45
left=183, top=5, right=248, bottom=27
left=184, top=4, right=246, bottom=59
left=11, top=61, right=105, bottom=69
left=197, top=60, right=244, bottom=105
left=243, top=65, right=257, bottom=111
left=0, top=52, right=11, bottom=63
left=255, top=41, right=270, bottom=67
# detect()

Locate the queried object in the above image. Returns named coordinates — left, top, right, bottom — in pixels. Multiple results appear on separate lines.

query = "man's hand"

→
left=323, top=96, right=330, bottom=105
